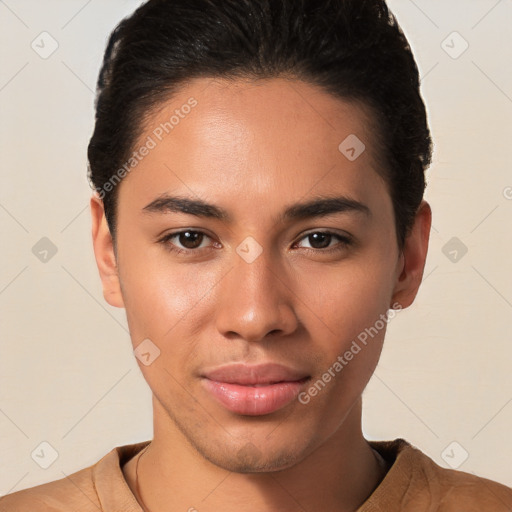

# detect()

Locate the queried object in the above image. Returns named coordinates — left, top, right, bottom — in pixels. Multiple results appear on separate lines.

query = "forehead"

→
left=119, top=77, right=390, bottom=220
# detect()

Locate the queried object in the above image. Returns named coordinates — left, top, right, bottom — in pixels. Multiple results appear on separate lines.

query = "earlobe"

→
left=90, top=195, right=125, bottom=309
left=390, top=200, right=432, bottom=309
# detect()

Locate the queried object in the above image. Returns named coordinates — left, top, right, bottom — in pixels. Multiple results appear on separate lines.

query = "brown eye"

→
left=307, top=232, right=332, bottom=249
left=158, top=230, right=214, bottom=253
left=295, top=231, right=352, bottom=252
left=177, top=230, right=204, bottom=249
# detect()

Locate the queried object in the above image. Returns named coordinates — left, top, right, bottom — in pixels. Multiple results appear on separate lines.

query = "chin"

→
left=202, top=443, right=303, bottom=473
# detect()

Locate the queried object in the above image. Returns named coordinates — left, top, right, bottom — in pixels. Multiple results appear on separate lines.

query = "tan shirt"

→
left=1, top=438, right=511, bottom=511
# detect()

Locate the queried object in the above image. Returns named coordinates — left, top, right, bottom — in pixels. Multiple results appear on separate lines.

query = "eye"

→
left=294, top=231, right=352, bottom=253
left=157, top=229, right=353, bottom=256
left=158, top=230, right=218, bottom=254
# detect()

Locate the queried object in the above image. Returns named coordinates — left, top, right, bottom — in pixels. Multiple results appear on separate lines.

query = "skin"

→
left=91, top=77, right=431, bottom=511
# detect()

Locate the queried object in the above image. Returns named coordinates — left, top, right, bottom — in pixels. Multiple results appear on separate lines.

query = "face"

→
left=92, top=77, right=430, bottom=473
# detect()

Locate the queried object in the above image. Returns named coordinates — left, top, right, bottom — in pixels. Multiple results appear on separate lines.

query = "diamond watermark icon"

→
left=32, top=237, right=58, bottom=263
left=134, top=338, right=161, bottom=366
left=236, top=236, right=263, bottom=264
left=442, top=236, right=468, bottom=263
left=31, top=441, right=59, bottom=469
left=441, top=441, right=469, bottom=469
left=441, top=31, right=469, bottom=60
left=237, top=442, right=263, bottom=463
left=338, top=134, right=366, bottom=161
left=31, top=31, right=59, bottom=59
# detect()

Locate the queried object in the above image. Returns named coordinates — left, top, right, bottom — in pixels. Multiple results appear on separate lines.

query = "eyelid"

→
left=297, top=228, right=353, bottom=242
left=293, top=230, right=353, bottom=250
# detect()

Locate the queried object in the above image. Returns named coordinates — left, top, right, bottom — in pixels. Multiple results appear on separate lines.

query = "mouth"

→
left=200, top=363, right=311, bottom=416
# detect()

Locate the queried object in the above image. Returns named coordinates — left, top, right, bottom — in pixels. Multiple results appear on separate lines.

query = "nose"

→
left=215, top=247, right=299, bottom=343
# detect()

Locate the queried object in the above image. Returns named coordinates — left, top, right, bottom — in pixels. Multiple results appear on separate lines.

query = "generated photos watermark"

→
left=94, top=97, right=198, bottom=200
left=298, top=301, right=403, bottom=405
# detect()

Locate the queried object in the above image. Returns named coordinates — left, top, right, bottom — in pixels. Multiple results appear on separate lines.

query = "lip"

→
left=200, top=363, right=310, bottom=416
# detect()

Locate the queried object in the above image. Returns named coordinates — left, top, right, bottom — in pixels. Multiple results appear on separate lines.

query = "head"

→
left=89, top=0, right=432, bottom=472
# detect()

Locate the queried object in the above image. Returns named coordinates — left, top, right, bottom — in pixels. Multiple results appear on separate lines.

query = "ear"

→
left=90, top=194, right=125, bottom=308
left=390, top=199, right=432, bottom=309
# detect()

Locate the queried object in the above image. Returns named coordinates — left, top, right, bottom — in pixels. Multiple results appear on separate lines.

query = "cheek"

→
left=119, top=246, right=222, bottom=346
left=297, top=254, right=395, bottom=344
left=119, top=256, right=224, bottom=392
left=296, top=264, right=391, bottom=418
left=293, top=252, right=394, bottom=403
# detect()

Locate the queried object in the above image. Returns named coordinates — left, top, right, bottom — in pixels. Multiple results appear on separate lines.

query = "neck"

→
left=124, top=397, right=387, bottom=512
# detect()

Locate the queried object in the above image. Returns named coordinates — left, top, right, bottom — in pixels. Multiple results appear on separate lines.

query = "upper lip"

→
left=201, top=363, right=309, bottom=385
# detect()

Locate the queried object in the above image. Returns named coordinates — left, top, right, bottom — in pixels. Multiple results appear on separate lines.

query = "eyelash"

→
left=157, top=229, right=353, bottom=256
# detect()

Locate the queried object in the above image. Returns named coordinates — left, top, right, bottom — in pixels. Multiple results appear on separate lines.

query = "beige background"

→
left=1, top=0, right=511, bottom=494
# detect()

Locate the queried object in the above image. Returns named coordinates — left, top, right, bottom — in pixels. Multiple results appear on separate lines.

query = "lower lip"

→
left=201, top=378, right=308, bottom=416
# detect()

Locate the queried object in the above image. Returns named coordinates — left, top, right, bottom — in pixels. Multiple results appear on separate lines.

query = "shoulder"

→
left=368, top=438, right=512, bottom=510
left=0, top=465, right=97, bottom=512
left=406, top=445, right=512, bottom=512
left=0, top=441, right=148, bottom=512
left=423, top=454, right=512, bottom=509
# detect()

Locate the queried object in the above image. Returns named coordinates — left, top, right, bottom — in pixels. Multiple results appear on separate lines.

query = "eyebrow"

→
left=142, top=194, right=371, bottom=223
